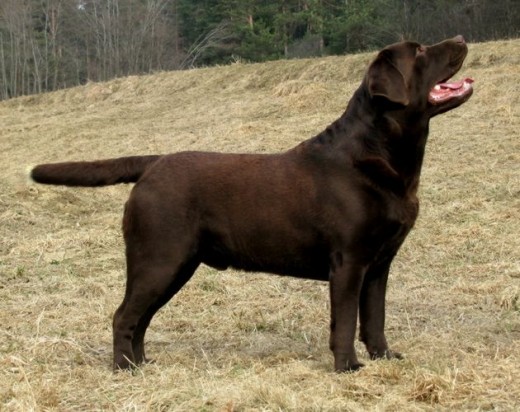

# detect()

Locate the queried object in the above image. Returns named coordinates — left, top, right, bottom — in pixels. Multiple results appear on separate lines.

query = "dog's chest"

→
left=393, top=194, right=419, bottom=226
left=377, top=194, right=419, bottom=253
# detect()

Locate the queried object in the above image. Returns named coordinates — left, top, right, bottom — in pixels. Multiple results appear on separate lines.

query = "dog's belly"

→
left=200, top=238, right=331, bottom=281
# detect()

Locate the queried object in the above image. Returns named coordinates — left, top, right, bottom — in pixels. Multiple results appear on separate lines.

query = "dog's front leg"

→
left=358, top=258, right=403, bottom=361
left=328, top=252, right=367, bottom=372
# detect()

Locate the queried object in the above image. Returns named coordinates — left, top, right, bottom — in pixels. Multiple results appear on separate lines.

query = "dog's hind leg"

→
left=113, top=195, right=200, bottom=370
left=112, top=254, right=199, bottom=370
left=133, top=258, right=200, bottom=365
left=111, top=185, right=202, bottom=370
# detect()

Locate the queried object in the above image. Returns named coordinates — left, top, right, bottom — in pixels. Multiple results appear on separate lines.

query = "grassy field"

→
left=1, top=38, right=519, bottom=411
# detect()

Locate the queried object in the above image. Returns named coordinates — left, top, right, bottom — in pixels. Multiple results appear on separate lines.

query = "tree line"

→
left=1, top=0, right=518, bottom=101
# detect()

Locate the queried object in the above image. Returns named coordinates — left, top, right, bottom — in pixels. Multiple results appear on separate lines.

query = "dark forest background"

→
left=1, top=0, right=518, bottom=100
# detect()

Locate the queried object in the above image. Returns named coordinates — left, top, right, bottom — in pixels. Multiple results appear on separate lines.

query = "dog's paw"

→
left=143, top=357, right=156, bottom=365
left=369, top=349, right=403, bottom=361
left=335, top=361, right=365, bottom=373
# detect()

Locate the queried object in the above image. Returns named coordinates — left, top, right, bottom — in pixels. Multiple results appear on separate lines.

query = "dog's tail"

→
left=31, top=155, right=161, bottom=187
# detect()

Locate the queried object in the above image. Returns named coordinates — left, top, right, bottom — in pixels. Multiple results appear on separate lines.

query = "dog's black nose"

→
left=454, top=35, right=465, bottom=44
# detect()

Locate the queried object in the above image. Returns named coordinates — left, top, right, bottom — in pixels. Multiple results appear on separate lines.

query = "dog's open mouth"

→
left=428, top=78, right=474, bottom=104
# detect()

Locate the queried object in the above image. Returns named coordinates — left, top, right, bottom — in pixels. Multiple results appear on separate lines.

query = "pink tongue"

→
left=437, top=77, right=474, bottom=90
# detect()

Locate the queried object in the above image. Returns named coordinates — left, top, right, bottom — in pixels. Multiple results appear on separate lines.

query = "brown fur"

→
left=31, top=36, right=473, bottom=372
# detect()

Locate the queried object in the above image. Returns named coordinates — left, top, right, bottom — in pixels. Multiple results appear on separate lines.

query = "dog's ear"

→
left=367, top=51, right=409, bottom=106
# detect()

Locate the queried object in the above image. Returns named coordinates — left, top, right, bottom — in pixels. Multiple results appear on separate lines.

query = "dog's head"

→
left=366, top=35, right=473, bottom=117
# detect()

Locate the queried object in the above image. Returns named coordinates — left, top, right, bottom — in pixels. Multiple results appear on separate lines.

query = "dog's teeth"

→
left=434, top=85, right=441, bottom=90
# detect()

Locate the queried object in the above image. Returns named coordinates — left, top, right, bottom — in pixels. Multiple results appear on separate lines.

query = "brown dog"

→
left=31, top=36, right=473, bottom=372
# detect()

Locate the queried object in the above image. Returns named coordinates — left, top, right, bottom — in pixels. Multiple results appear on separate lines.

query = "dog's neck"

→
left=303, top=86, right=430, bottom=196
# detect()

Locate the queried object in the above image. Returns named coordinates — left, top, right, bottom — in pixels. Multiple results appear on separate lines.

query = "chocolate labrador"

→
left=31, top=36, right=473, bottom=372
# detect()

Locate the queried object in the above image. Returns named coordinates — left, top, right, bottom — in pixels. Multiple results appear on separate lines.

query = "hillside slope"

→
left=0, top=39, right=519, bottom=410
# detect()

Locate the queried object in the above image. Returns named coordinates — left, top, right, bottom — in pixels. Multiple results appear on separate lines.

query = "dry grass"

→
left=1, top=38, right=519, bottom=411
